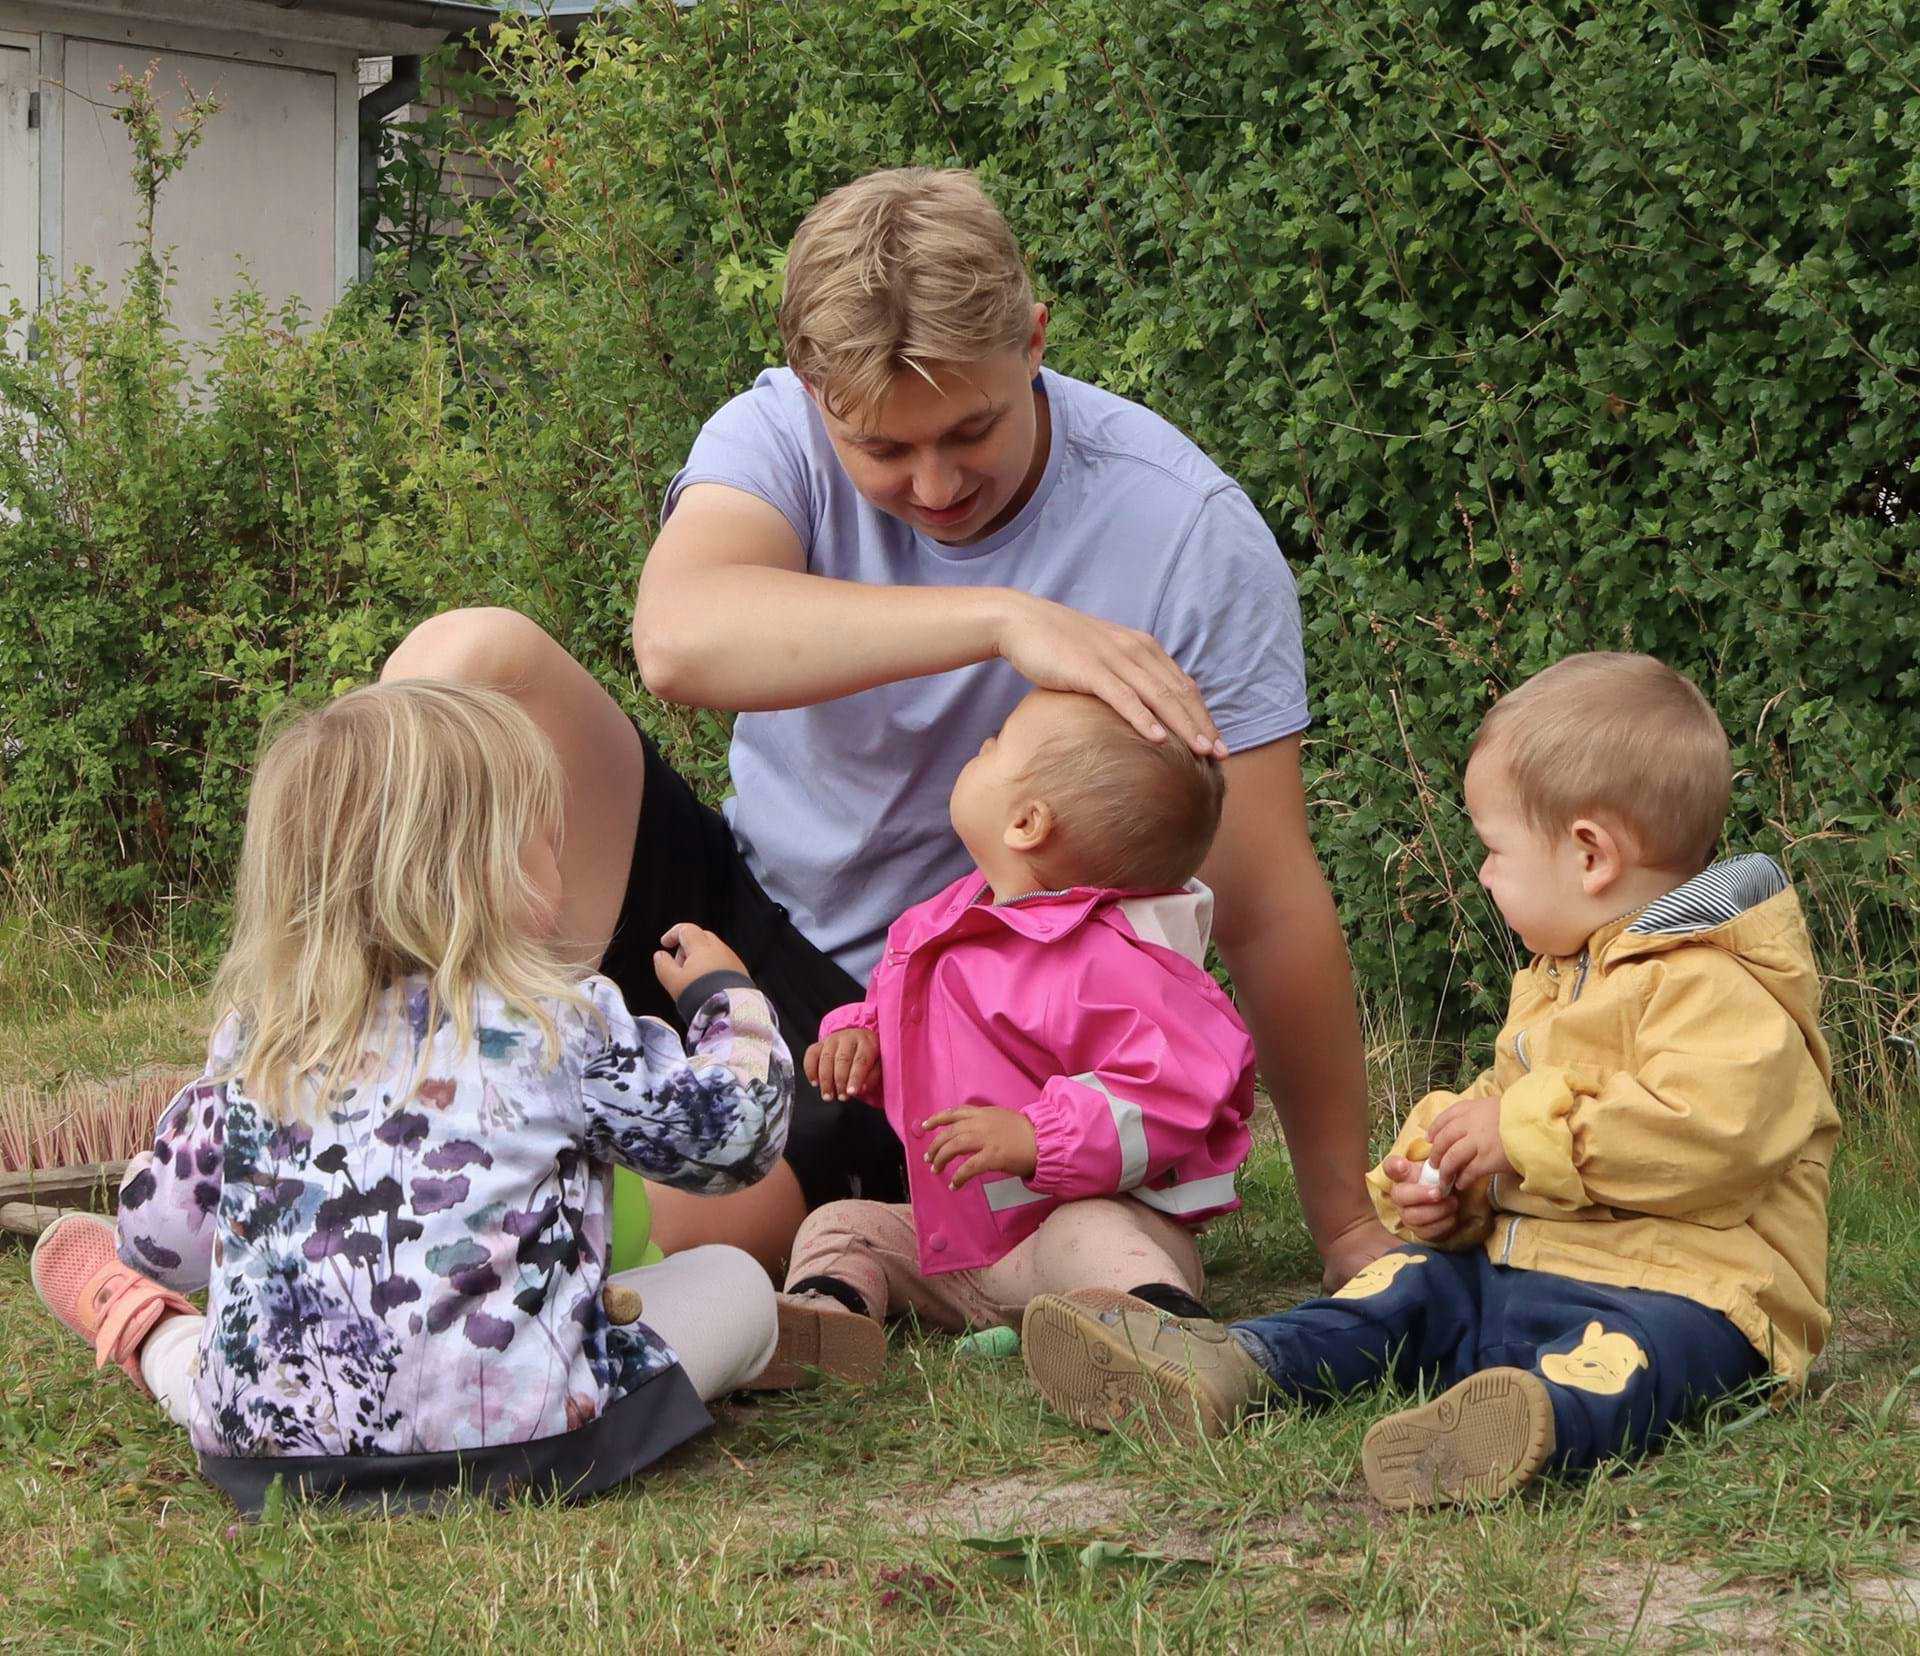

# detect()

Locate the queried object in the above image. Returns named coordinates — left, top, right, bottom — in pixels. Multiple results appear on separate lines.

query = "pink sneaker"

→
left=31, top=1212, right=196, bottom=1389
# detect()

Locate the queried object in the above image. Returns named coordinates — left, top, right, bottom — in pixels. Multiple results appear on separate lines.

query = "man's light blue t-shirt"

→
left=662, top=366, right=1308, bottom=984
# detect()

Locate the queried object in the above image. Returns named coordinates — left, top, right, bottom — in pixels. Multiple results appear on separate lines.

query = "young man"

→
left=383, top=167, right=1392, bottom=1288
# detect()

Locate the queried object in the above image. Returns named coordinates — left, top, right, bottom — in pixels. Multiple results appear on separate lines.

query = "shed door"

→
left=62, top=41, right=337, bottom=351
left=0, top=46, right=35, bottom=353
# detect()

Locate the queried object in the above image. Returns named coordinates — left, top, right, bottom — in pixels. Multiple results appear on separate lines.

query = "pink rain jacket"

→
left=820, top=872, right=1257, bottom=1276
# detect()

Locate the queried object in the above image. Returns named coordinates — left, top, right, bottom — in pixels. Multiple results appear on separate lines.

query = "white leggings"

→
left=137, top=1244, right=779, bottom=1428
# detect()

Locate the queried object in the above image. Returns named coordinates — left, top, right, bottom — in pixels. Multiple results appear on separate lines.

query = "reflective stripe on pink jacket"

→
left=820, top=872, right=1257, bottom=1276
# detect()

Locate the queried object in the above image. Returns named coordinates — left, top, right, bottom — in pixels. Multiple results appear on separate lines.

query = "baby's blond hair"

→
left=779, top=167, right=1036, bottom=423
left=212, top=680, right=589, bottom=1119
left=1471, top=652, right=1731, bottom=872
left=1022, top=699, right=1227, bottom=893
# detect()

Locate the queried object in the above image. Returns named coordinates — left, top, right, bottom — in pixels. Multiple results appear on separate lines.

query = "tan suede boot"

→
left=1021, top=1292, right=1271, bottom=1444
left=1362, top=1368, right=1557, bottom=1508
left=743, top=1292, right=888, bottom=1390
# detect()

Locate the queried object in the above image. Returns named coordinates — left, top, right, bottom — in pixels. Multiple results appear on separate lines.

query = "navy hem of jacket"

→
left=199, top=1361, right=711, bottom=1518
left=673, top=971, right=758, bottom=1026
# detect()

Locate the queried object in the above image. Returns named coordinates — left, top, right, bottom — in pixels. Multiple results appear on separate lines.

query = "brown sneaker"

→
left=1362, top=1367, right=1556, bottom=1508
left=1021, top=1292, right=1270, bottom=1444
left=743, top=1293, right=887, bottom=1390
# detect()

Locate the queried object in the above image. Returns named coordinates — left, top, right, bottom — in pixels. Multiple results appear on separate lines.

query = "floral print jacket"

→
left=117, top=973, right=790, bottom=1477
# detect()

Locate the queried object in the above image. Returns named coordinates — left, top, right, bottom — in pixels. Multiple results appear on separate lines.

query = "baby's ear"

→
left=1004, top=797, right=1056, bottom=854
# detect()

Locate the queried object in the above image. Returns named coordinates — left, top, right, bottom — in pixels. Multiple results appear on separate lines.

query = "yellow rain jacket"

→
left=1368, top=856, right=1838, bottom=1385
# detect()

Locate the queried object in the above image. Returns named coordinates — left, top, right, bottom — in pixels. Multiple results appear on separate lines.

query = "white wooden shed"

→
left=0, top=0, right=494, bottom=352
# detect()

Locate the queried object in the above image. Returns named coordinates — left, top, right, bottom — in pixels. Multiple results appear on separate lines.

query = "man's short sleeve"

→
left=1152, top=486, right=1310, bottom=753
left=661, top=375, right=817, bottom=553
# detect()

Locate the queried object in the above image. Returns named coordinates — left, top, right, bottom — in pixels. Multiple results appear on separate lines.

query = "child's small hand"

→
left=652, top=923, right=750, bottom=1001
left=921, top=1107, right=1038, bottom=1190
left=1379, top=1152, right=1460, bottom=1242
left=1425, top=1094, right=1515, bottom=1190
left=805, top=1028, right=880, bottom=1101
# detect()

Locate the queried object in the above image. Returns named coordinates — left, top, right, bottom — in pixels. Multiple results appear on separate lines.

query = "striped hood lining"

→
left=1625, top=853, right=1788, bottom=937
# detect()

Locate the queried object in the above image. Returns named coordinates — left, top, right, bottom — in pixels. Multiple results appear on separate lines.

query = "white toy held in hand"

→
left=1407, top=1137, right=1452, bottom=1195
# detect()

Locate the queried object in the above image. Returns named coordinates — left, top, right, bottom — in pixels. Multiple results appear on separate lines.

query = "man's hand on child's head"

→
left=921, top=1107, right=1038, bottom=1189
left=805, top=1028, right=880, bottom=1101
left=1380, top=1153, right=1461, bottom=1243
left=1425, top=1094, right=1515, bottom=1189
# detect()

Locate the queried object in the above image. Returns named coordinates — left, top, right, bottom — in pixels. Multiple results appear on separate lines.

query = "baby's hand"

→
left=1426, top=1094, right=1515, bottom=1190
left=922, top=1107, right=1038, bottom=1190
left=805, top=1028, right=880, bottom=1101
left=1379, top=1153, right=1460, bottom=1243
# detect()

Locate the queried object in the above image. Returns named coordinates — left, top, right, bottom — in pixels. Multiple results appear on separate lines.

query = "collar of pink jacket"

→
left=902, top=871, right=1216, bottom=969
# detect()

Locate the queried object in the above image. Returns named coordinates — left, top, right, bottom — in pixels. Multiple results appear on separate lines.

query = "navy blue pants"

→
left=1231, top=1249, right=1764, bottom=1474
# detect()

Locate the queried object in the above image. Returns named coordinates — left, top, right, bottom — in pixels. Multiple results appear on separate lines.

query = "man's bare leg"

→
left=647, top=1164, right=809, bottom=1279
left=382, top=607, right=643, bottom=968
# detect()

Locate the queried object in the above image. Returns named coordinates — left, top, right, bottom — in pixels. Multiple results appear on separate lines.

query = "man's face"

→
left=809, top=316, right=1047, bottom=546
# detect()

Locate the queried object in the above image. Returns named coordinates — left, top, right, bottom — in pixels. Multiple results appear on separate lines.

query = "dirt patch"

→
left=877, top=1475, right=1137, bottom=1538
left=1580, top=1549, right=1920, bottom=1646
left=873, top=1475, right=1360, bottom=1575
left=1821, top=1303, right=1904, bottom=1365
left=1582, top=1562, right=1788, bottom=1648
left=1844, top=1550, right=1920, bottom=1624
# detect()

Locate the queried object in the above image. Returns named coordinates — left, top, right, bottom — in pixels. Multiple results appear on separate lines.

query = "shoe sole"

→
left=1021, top=1293, right=1232, bottom=1445
left=1362, top=1368, right=1556, bottom=1509
left=743, top=1296, right=887, bottom=1391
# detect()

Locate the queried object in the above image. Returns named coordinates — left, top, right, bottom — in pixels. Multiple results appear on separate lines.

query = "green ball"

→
left=610, top=1165, right=664, bottom=1272
left=955, top=1325, right=1021, bottom=1359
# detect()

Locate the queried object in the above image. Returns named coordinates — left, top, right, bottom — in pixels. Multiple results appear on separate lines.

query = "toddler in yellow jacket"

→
left=1021, top=652, right=1838, bottom=1508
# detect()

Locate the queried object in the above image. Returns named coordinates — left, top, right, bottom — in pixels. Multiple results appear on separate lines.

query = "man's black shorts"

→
left=597, top=724, right=908, bottom=1210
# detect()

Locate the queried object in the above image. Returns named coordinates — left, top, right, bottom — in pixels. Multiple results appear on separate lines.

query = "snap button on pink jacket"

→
left=820, top=872, right=1258, bottom=1276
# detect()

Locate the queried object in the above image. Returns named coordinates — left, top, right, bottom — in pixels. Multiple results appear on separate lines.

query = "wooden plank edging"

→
left=0, top=1201, right=70, bottom=1238
left=0, top=1160, right=129, bottom=1209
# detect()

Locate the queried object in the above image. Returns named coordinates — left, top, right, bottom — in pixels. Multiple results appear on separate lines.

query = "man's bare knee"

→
left=382, top=606, right=553, bottom=693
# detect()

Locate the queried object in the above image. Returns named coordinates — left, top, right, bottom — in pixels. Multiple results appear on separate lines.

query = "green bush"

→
left=4, top=0, right=1915, bottom=1052
left=0, top=275, right=475, bottom=933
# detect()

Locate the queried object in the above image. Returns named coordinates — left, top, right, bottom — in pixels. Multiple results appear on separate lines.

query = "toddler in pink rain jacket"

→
left=762, top=688, right=1257, bottom=1386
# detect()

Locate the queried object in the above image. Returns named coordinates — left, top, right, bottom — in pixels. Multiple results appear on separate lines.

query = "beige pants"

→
left=783, top=1197, right=1205, bottom=1332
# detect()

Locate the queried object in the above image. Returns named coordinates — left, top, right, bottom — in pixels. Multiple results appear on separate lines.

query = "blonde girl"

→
left=32, top=680, right=792, bottom=1513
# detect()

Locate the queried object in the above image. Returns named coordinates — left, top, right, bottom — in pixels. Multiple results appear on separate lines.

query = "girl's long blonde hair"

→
left=212, top=679, right=590, bottom=1119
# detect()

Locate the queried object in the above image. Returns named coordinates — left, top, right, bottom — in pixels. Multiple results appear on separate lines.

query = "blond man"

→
left=384, top=167, right=1392, bottom=1287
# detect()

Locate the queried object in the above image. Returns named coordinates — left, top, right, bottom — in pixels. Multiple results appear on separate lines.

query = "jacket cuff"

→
left=674, top=970, right=757, bottom=1026
left=817, top=1000, right=880, bottom=1042
left=1499, top=1068, right=1589, bottom=1206
left=1019, top=1089, right=1082, bottom=1196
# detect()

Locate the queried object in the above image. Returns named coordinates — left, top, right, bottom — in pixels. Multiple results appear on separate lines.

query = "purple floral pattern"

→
left=116, top=976, right=790, bottom=1460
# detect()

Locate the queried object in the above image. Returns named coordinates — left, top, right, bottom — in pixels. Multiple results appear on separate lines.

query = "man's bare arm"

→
left=633, top=486, right=1007, bottom=709
left=633, top=484, right=1224, bottom=752
left=1202, top=736, right=1397, bottom=1290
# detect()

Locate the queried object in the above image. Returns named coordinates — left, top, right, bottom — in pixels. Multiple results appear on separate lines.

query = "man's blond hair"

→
left=1022, top=698, right=1227, bottom=893
left=780, top=167, right=1036, bottom=422
left=1470, top=652, right=1731, bottom=872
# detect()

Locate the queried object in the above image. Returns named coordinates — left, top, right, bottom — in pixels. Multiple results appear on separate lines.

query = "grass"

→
left=2, top=904, right=1917, bottom=1652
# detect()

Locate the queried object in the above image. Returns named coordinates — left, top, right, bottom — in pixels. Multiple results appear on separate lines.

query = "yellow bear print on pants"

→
left=1331, top=1251, right=1429, bottom=1299
left=1539, top=1322, right=1651, bottom=1395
